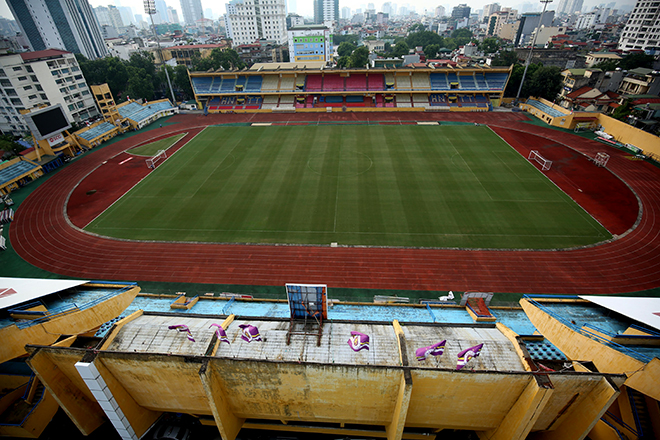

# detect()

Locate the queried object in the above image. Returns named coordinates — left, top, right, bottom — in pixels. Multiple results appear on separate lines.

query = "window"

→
left=25, top=65, right=33, bottom=72
left=23, top=85, right=32, bottom=90
left=28, top=94, right=37, bottom=100
left=30, top=75, right=37, bottom=81
left=51, top=70, right=59, bottom=76
left=17, top=76, right=27, bottom=81
left=12, top=66, right=22, bottom=71
left=10, top=98, right=22, bottom=105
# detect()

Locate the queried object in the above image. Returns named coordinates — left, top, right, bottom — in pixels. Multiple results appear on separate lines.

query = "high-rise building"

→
left=618, top=0, right=660, bottom=52
left=451, top=4, right=471, bottom=19
left=168, top=7, right=180, bottom=24
left=6, top=0, right=109, bottom=60
left=108, top=6, right=125, bottom=30
left=314, top=0, right=339, bottom=24
left=0, top=49, right=99, bottom=135
left=341, top=7, right=351, bottom=19
left=117, top=6, right=135, bottom=26
left=435, top=5, right=445, bottom=17
left=382, top=2, right=391, bottom=15
left=483, top=3, right=501, bottom=20
left=556, top=0, right=584, bottom=15
left=94, top=6, right=112, bottom=27
left=515, top=10, right=555, bottom=46
left=225, top=0, right=287, bottom=45
left=180, top=0, right=204, bottom=25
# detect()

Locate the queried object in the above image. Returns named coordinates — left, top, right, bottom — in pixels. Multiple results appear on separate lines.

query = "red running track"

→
left=9, top=112, right=660, bottom=293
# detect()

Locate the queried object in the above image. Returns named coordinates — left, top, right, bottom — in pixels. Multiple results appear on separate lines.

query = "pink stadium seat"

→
left=346, top=74, right=367, bottom=91
left=306, top=75, right=323, bottom=91
left=368, top=74, right=385, bottom=91
left=323, top=75, right=344, bottom=91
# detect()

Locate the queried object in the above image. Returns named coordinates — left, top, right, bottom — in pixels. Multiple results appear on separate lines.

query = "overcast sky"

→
left=0, top=0, right=638, bottom=23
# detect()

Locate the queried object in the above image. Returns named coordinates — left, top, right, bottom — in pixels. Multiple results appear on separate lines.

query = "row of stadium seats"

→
left=193, top=72, right=510, bottom=95
left=192, top=76, right=264, bottom=94
left=429, top=72, right=508, bottom=91
left=0, top=160, right=40, bottom=187
left=287, top=93, right=492, bottom=109
left=303, top=74, right=386, bottom=92
left=525, top=99, right=569, bottom=118
left=77, top=122, right=116, bottom=141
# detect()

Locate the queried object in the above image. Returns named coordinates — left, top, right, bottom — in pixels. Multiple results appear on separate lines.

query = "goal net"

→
left=528, top=150, right=552, bottom=171
left=145, top=150, right=167, bottom=169
left=593, top=152, right=610, bottom=167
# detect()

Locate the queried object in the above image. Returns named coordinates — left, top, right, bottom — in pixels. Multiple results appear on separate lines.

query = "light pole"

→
left=515, top=0, right=552, bottom=101
left=144, top=0, right=177, bottom=105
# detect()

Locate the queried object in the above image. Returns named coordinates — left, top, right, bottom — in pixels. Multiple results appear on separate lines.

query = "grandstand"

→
left=74, top=121, right=120, bottom=149
left=189, top=64, right=512, bottom=113
left=116, top=99, right=179, bottom=129
left=0, top=158, right=43, bottom=195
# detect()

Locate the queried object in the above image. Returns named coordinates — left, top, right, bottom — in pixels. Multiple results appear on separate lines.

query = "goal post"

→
left=145, top=150, right=167, bottom=169
left=528, top=150, right=552, bottom=171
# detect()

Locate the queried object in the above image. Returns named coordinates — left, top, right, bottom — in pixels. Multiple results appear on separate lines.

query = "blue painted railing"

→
left=223, top=296, right=235, bottom=315
left=425, top=303, right=437, bottom=323
left=15, top=286, right=134, bottom=329
left=0, top=375, right=45, bottom=428
left=523, top=296, right=653, bottom=363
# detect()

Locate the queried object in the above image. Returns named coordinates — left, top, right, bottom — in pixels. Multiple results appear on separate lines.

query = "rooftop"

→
left=20, top=49, right=70, bottom=62
left=104, top=313, right=526, bottom=371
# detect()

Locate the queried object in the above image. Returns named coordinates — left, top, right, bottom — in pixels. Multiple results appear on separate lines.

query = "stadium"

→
left=5, top=108, right=660, bottom=296
left=3, top=69, right=660, bottom=440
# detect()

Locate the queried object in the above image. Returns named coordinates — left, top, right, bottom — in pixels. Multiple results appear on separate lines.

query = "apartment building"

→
left=225, top=0, right=287, bottom=46
left=618, top=0, right=660, bottom=52
left=0, top=49, right=98, bottom=136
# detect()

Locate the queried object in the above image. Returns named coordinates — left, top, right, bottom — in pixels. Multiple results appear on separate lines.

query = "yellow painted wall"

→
left=520, top=300, right=645, bottom=375
left=100, top=355, right=212, bottom=414
left=0, top=286, right=138, bottom=364
left=596, top=113, right=660, bottom=158
left=407, top=370, right=530, bottom=430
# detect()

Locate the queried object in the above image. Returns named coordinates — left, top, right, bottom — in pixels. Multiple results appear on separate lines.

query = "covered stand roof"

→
left=0, top=277, right=88, bottom=309
left=579, top=295, right=660, bottom=332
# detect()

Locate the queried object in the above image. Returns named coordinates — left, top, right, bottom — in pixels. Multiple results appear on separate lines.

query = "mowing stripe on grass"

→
left=86, top=125, right=611, bottom=249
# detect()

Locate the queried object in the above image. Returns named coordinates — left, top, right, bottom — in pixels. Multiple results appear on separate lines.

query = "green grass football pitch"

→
left=86, top=125, right=611, bottom=249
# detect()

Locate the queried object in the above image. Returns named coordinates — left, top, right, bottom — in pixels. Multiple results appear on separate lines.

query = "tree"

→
left=479, top=37, right=501, bottom=54
left=349, top=46, right=369, bottom=67
left=619, top=53, right=654, bottom=70
left=425, top=44, right=439, bottom=59
left=451, top=28, right=473, bottom=46
left=105, top=57, right=129, bottom=100
left=491, top=50, right=520, bottom=67
left=336, top=56, right=349, bottom=68
left=405, top=31, right=443, bottom=51
left=612, top=99, right=632, bottom=121
left=173, top=65, right=193, bottom=99
left=127, top=67, right=154, bottom=101
left=337, top=42, right=357, bottom=57
left=392, top=41, right=409, bottom=57
left=593, top=59, right=618, bottom=72
left=332, top=34, right=358, bottom=46
left=443, top=38, right=457, bottom=51
left=0, top=134, right=22, bottom=157
left=408, top=23, right=425, bottom=33
left=527, top=65, right=562, bottom=101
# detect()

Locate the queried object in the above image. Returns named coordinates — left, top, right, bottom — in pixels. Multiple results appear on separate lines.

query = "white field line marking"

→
left=84, top=128, right=208, bottom=229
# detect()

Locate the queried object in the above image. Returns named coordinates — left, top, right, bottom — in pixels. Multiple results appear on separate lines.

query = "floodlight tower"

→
left=144, top=0, right=177, bottom=105
left=515, top=0, right=553, bottom=101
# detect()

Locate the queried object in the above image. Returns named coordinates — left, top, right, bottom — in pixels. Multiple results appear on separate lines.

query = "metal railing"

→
left=15, top=286, right=134, bottom=330
left=523, top=296, right=653, bottom=363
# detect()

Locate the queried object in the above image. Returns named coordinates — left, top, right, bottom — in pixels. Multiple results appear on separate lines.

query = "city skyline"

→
left=0, top=0, right=637, bottom=24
